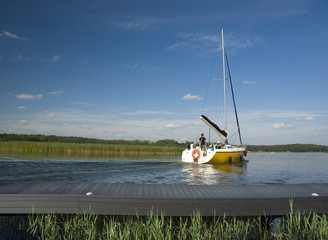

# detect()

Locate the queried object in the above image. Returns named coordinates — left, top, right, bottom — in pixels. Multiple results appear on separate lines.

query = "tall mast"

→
left=221, top=28, right=227, bottom=139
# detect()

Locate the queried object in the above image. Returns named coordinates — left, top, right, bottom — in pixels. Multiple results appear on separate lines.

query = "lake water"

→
left=0, top=152, right=327, bottom=185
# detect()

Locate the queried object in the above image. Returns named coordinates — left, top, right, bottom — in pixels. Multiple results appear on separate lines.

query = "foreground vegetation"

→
left=0, top=134, right=186, bottom=156
left=0, top=141, right=184, bottom=156
left=1, top=208, right=328, bottom=239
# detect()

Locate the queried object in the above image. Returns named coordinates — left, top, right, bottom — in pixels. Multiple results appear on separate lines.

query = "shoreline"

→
left=0, top=140, right=327, bottom=157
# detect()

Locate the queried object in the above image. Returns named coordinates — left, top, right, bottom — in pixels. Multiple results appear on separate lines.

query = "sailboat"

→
left=182, top=28, right=247, bottom=165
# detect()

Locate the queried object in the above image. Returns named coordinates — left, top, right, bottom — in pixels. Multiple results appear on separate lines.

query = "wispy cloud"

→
left=17, top=106, right=26, bottom=110
left=136, top=110, right=173, bottom=115
left=68, top=101, right=96, bottom=106
left=16, top=93, right=43, bottom=100
left=242, top=81, right=256, bottom=85
left=52, top=55, right=60, bottom=61
left=1, top=106, right=326, bottom=145
left=167, top=31, right=261, bottom=57
left=165, top=123, right=181, bottom=129
left=4, top=54, right=60, bottom=64
left=38, top=111, right=56, bottom=118
left=123, top=110, right=174, bottom=116
left=48, top=91, right=63, bottom=95
left=121, top=63, right=159, bottom=71
left=241, top=109, right=323, bottom=122
left=77, top=58, right=88, bottom=64
left=80, top=124, right=93, bottom=130
left=225, top=34, right=261, bottom=53
left=273, top=122, right=294, bottom=129
left=19, top=120, right=28, bottom=125
left=183, top=93, right=202, bottom=100
left=295, top=116, right=314, bottom=121
left=165, top=42, right=185, bottom=50
left=167, top=32, right=218, bottom=57
left=50, top=55, right=61, bottom=64
left=0, top=30, right=27, bottom=41
left=110, top=15, right=160, bottom=30
left=11, top=55, right=38, bottom=62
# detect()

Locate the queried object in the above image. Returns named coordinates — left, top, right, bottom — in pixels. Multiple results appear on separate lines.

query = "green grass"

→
left=1, top=202, right=328, bottom=239
left=0, top=141, right=184, bottom=156
left=21, top=210, right=328, bottom=240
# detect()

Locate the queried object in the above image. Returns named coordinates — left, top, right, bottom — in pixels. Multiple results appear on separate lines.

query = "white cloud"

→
left=122, top=63, right=159, bottom=71
left=167, top=31, right=261, bottom=57
left=225, top=34, right=261, bottom=53
left=77, top=58, right=88, bottom=64
left=273, top=122, right=294, bottom=129
left=51, top=55, right=61, bottom=62
left=80, top=124, right=93, bottom=130
left=16, top=93, right=43, bottom=100
left=69, top=101, right=95, bottom=106
left=37, top=111, right=56, bottom=118
left=123, top=110, right=174, bottom=116
left=1, top=106, right=326, bottom=145
left=241, top=109, right=323, bottom=122
left=135, top=110, right=173, bottom=115
left=167, top=32, right=218, bottom=57
left=0, top=30, right=27, bottom=40
left=48, top=91, right=63, bottom=95
left=45, top=54, right=61, bottom=64
left=57, top=123, right=68, bottom=126
left=110, top=15, right=169, bottom=31
left=183, top=93, right=202, bottom=100
left=111, top=16, right=152, bottom=30
left=180, top=32, right=217, bottom=43
left=19, top=120, right=28, bottom=125
left=165, top=123, right=181, bottom=129
left=295, top=116, right=314, bottom=121
left=11, top=55, right=38, bottom=62
left=305, top=116, right=314, bottom=121
left=17, top=106, right=26, bottom=110
left=166, top=42, right=185, bottom=50
left=40, top=111, right=56, bottom=118
left=242, top=81, right=256, bottom=85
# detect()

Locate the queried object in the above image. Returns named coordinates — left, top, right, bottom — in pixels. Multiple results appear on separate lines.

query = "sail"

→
left=200, top=115, right=227, bottom=139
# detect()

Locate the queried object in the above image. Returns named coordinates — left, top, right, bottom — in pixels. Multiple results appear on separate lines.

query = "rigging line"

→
left=202, top=48, right=219, bottom=115
left=225, top=50, right=243, bottom=146
left=228, top=129, right=239, bottom=144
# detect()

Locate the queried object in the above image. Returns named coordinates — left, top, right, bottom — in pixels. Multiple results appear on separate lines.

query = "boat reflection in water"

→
left=181, top=161, right=247, bottom=185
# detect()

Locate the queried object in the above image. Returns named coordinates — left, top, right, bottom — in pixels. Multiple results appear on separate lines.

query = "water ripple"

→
left=0, top=152, right=327, bottom=185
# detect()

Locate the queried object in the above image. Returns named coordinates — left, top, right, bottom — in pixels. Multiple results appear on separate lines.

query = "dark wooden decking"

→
left=0, top=182, right=327, bottom=216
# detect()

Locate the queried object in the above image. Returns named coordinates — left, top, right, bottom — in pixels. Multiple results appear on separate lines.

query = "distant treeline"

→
left=0, top=133, right=187, bottom=147
left=247, top=144, right=328, bottom=153
left=0, top=133, right=327, bottom=152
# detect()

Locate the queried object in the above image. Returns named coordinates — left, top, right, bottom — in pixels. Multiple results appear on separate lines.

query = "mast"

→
left=225, top=52, right=243, bottom=146
left=221, top=28, right=227, bottom=142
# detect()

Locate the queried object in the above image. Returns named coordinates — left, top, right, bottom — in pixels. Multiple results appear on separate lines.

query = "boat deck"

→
left=0, top=182, right=327, bottom=216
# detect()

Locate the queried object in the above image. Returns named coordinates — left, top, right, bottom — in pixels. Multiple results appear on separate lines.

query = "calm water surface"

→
left=0, top=152, right=327, bottom=185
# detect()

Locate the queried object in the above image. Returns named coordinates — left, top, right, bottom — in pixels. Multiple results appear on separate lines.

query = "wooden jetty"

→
left=0, top=182, right=327, bottom=216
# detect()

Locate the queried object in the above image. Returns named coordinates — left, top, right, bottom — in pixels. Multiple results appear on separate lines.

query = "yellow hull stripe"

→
left=206, top=151, right=245, bottom=165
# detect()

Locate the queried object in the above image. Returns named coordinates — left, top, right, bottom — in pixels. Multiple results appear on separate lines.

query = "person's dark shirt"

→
left=199, top=137, right=206, bottom=146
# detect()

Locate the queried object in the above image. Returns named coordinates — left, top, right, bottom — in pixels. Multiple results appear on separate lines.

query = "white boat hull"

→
left=182, top=145, right=246, bottom=165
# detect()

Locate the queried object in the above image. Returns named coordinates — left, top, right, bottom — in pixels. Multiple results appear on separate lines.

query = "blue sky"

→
left=0, top=0, right=327, bottom=145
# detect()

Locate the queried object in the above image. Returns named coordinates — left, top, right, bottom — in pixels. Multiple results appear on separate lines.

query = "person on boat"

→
left=199, top=133, right=207, bottom=154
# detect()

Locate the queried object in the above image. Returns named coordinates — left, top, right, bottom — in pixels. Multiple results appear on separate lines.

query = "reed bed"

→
left=0, top=141, right=183, bottom=156
left=1, top=209, right=327, bottom=239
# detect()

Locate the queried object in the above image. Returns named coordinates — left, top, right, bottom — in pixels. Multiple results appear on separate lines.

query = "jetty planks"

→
left=0, top=182, right=327, bottom=216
